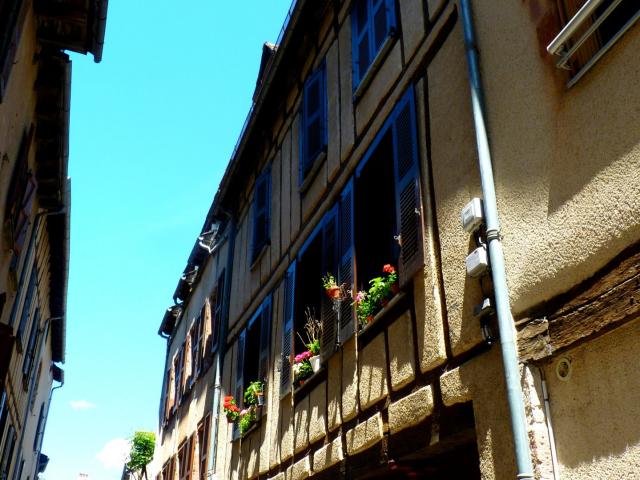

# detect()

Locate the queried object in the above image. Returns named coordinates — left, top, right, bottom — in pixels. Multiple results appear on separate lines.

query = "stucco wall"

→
left=470, top=0, right=640, bottom=314
left=543, top=317, right=640, bottom=479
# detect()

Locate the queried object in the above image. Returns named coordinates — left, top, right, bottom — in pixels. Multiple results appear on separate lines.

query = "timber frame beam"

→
left=517, top=242, right=640, bottom=361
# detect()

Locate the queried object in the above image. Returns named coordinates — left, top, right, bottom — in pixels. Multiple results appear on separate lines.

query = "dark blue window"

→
left=251, top=167, right=271, bottom=262
left=351, top=0, right=396, bottom=88
left=300, top=63, right=327, bottom=184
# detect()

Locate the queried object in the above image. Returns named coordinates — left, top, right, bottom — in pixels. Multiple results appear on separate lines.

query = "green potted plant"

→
left=238, top=407, right=257, bottom=436
left=353, top=264, right=399, bottom=328
left=298, top=307, right=322, bottom=372
left=244, top=381, right=265, bottom=407
left=322, top=273, right=341, bottom=300
left=292, top=353, right=314, bottom=388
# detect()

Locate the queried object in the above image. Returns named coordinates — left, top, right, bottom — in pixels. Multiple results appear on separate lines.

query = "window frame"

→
left=197, top=415, right=211, bottom=480
left=251, top=167, right=272, bottom=264
left=0, top=0, right=27, bottom=100
left=551, top=0, right=640, bottom=87
left=351, top=0, right=397, bottom=91
left=299, top=62, right=328, bottom=187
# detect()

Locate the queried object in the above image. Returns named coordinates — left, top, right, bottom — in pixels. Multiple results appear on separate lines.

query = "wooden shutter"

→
left=392, top=89, right=425, bottom=288
left=176, top=347, right=184, bottom=405
left=339, top=180, right=356, bottom=341
left=352, top=0, right=371, bottom=85
left=0, top=323, right=14, bottom=384
left=280, top=262, right=296, bottom=396
left=252, top=170, right=271, bottom=261
left=320, top=206, right=339, bottom=362
left=212, top=271, right=225, bottom=352
left=183, top=334, right=192, bottom=391
left=0, top=0, right=27, bottom=98
left=168, top=364, right=176, bottom=416
left=258, top=295, right=272, bottom=384
left=235, top=331, right=246, bottom=405
left=202, top=299, right=212, bottom=370
left=233, top=331, right=245, bottom=439
left=301, top=65, right=326, bottom=178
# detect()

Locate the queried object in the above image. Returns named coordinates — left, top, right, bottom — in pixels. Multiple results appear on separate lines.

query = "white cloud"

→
left=69, top=400, right=96, bottom=410
left=96, top=438, right=130, bottom=469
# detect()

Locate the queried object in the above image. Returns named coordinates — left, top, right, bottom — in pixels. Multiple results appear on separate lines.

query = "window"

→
left=203, top=270, right=225, bottom=373
left=162, top=457, right=176, bottom=480
left=22, top=308, right=40, bottom=386
left=354, top=129, right=399, bottom=288
left=190, top=318, right=201, bottom=382
left=32, top=403, right=45, bottom=451
left=280, top=88, right=424, bottom=391
left=173, top=347, right=184, bottom=410
left=251, top=168, right=271, bottom=263
left=177, top=436, right=193, bottom=480
left=299, top=63, right=327, bottom=184
left=211, top=271, right=225, bottom=353
left=196, top=415, right=211, bottom=480
left=234, top=296, right=272, bottom=408
left=351, top=0, right=396, bottom=88
left=0, top=423, right=16, bottom=480
left=4, top=128, right=36, bottom=263
left=0, top=0, right=26, bottom=98
left=551, top=0, right=640, bottom=86
left=0, top=391, right=8, bottom=447
left=15, top=264, right=37, bottom=343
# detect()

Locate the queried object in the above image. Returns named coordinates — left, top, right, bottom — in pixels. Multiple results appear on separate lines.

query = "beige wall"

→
left=543, top=317, right=640, bottom=479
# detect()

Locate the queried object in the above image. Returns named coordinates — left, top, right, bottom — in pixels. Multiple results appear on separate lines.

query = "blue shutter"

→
left=258, top=295, right=272, bottom=384
left=352, top=0, right=371, bottom=86
left=233, top=331, right=246, bottom=439
left=252, top=169, right=271, bottom=261
left=339, top=180, right=356, bottom=342
left=280, top=262, right=296, bottom=396
left=320, top=205, right=339, bottom=362
left=352, top=0, right=396, bottom=88
left=392, top=89, right=425, bottom=287
left=300, top=64, right=327, bottom=182
left=211, top=270, right=225, bottom=354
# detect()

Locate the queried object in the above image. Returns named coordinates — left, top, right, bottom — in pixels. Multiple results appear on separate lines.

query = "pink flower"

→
left=354, top=291, right=366, bottom=303
left=240, top=409, right=249, bottom=416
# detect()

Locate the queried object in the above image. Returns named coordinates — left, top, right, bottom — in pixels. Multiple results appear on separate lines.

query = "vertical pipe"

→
left=459, top=1, right=534, bottom=478
left=540, top=370, right=560, bottom=479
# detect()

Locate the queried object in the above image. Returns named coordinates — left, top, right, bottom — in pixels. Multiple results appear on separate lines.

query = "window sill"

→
left=353, top=32, right=397, bottom=103
left=293, top=367, right=326, bottom=405
left=249, top=242, right=269, bottom=271
left=299, top=149, right=326, bottom=195
left=357, top=291, right=412, bottom=349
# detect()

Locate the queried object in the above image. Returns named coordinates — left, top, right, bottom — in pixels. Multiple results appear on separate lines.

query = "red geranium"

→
left=383, top=264, right=395, bottom=274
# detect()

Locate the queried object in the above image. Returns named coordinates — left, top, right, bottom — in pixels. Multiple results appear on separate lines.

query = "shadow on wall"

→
left=543, top=318, right=640, bottom=472
left=547, top=30, right=640, bottom=215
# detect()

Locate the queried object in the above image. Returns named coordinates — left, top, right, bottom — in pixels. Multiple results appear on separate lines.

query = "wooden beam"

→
left=517, top=243, right=640, bottom=361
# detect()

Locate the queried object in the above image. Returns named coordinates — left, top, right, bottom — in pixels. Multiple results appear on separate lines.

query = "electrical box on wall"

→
left=466, top=246, right=489, bottom=277
left=461, top=198, right=484, bottom=233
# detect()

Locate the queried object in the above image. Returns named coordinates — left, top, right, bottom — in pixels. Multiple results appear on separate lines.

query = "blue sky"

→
left=41, top=2, right=292, bottom=479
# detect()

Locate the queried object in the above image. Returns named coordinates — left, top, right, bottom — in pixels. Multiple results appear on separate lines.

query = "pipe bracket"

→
left=486, top=228, right=501, bottom=242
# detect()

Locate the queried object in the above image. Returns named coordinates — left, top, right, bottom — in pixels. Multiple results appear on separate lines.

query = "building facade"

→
left=0, top=1, right=107, bottom=478
left=156, top=0, right=640, bottom=479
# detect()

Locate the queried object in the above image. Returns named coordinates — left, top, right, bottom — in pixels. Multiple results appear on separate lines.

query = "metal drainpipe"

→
left=208, top=214, right=236, bottom=476
left=459, top=1, right=534, bottom=478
